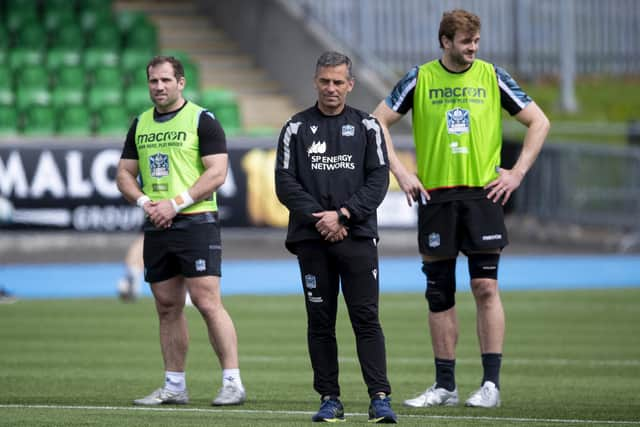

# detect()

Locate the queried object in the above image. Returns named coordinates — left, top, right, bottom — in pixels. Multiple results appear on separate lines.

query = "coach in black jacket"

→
left=275, top=51, right=397, bottom=424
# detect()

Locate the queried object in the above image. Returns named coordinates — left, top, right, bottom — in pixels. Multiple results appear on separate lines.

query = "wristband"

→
left=170, top=190, right=194, bottom=213
left=136, top=195, right=150, bottom=208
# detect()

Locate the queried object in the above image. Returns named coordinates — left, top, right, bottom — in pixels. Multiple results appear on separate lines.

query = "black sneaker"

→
left=311, top=397, right=345, bottom=423
left=0, top=287, right=16, bottom=304
left=368, top=395, right=397, bottom=424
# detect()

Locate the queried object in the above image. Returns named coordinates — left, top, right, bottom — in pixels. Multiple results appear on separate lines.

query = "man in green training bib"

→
left=373, top=9, right=550, bottom=408
left=117, top=56, right=246, bottom=407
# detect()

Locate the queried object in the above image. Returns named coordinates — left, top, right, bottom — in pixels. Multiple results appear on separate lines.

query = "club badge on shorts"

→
left=428, top=232, right=441, bottom=248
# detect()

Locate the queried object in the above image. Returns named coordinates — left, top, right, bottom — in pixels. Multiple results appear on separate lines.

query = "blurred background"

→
left=0, top=0, right=639, bottom=273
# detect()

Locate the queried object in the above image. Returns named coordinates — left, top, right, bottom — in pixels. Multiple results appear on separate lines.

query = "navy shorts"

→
left=418, top=198, right=508, bottom=257
left=143, top=220, right=222, bottom=283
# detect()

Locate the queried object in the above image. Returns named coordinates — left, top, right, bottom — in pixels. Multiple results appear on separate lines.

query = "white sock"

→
left=164, top=371, right=186, bottom=392
left=222, top=368, right=243, bottom=389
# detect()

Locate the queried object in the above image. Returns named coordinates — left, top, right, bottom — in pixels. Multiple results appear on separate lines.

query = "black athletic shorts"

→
left=143, top=218, right=222, bottom=283
left=418, top=198, right=508, bottom=257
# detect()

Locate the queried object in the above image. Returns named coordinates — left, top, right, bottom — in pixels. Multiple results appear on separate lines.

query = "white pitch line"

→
left=241, top=355, right=640, bottom=367
left=1, top=404, right=639, bottom=425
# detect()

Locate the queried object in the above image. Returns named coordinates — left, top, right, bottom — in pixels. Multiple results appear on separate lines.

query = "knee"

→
left=422, top=259, right=456, bottom=313
left=470, top=278, right=498, bottom=301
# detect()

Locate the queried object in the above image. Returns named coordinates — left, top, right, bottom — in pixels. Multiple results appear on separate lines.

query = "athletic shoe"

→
left=211, top=383, right=246, bottom=406
left=117, top=276, right=139, bottom=302
left=368, top=395, right=397, bottom=424
left=465, top=381, right=501, bottom=408
left=133, top=387, right=189, bottom=405
left=311, top=398, right=345, bottom=423
left=403, top=383, right=459, bottom=407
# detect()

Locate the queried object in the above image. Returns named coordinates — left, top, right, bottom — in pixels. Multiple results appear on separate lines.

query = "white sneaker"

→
left=133, top=387, right=189, bottom=405
left=211, top=383, right=246, bottom=406
left=465, top=381, right=501, bottom=408
left=404, top=383, right=459, bottom=407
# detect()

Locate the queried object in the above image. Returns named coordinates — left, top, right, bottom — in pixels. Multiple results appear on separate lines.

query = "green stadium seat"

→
left=0, top=48, right=7, bottom=68
left=129, top=68, right=150, bottom=88
left=84, top=47, right=119, bottom=71
left=43, top=7, right=77, bottom=33
left=89, top=21, right=122, bottom=49
left=5, top=4, right=38, bottom=33
left=15, top=87, right=51, bottom=111
left=50, top=25, right=85, bottom=49
left=161, top=50, right=200, bottom=88
left=16, top=66, right=50, bottom=90
left=96, top=105, right=129, bottom=136
left=8, top=47, right=45, bottom=70
left=57, top=105, right=92, bottom=136
left=0, top=106, right=19, bottom=136
left=124, top=86, right=151, bottom=116
left=47, top=48, right=83, bottom=71
left=55, top=65, right=87, bottom=90
left=21, top=105, right=56, bottom=136
left=126, top=23, right=157, bottom=50
left=14, top=23, right=47, bottom=48
left=92, top=65, right=123, bottom=88
left=51, top=86, right=85, bottom=110
left=183, top=86, right=200, bottom=104
left=121, top=48, right=153, bottom=77
left=87, top=86, right=122, bottom=111
left=115, top=10, right=149, bottom=35
left=0, top=85, right=14, bottom=107
left=79, top=7, right=115, bottom=34
left=200, top=89, right=242, bottom=132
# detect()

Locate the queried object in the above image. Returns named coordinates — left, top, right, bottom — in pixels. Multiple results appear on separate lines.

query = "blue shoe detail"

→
left=368, top=395, right=398, bottom=424
left=312, top=398, right=345, bottom=423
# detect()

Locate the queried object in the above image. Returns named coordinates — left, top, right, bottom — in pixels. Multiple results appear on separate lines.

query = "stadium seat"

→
left=22, top=105, right=56, bottom=136
left=96, top=105, right=129, bottom=136
left=57, top=105, right=92, bottom=136
left=200, top=89, right=242, bottom=132
left=0, top=106, right=18, bottom=136
left=16, top=66, right=50, bottom=90
left=51, top=86, right=85, bottom=110
left=14, top=24, right=47, bottom=48
left=84, top=47, right=120, bottom=71
left=8, top=47, right=45, bottom=70
left=55, top=65, right=87, bottom=90
left=47, top=48, right=83, bottom=71
left=116, top=10, right=150, bottom=35
left=87, top=86, right=122, bottom=111
left=50, top=25, right=85, bottom=49
left=0, top=84, right=14, bottom=107
left=89, top=21, right=122, bottom=49
left=121, top=48, right=153, bottom=77
left=124, top=86, right=151, bottom=117
left=15, top=87, right=51, bottom=112
left=5, top=3, right=38, bottom=33
left=126, top=23, right=158, bottom=51
left=43, top=7, right=77, bottom=33
left=92, top=65, right=123, bottom=88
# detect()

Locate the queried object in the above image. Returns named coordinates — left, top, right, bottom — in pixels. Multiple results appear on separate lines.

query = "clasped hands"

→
left=313, top=210, right=347, bottom=243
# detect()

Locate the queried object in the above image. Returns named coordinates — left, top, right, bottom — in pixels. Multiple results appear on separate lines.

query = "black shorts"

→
left=418, top=198, right=508, bottom=257
left=143, top=221, right=222, bottom=283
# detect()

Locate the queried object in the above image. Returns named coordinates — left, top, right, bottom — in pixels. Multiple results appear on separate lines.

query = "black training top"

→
left=275, top=103, right=389, bottom=247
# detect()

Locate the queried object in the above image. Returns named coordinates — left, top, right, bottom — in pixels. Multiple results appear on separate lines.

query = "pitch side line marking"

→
left=1, top=404, right=639, bottom=425
left=240, top=355, right=640, bottom=367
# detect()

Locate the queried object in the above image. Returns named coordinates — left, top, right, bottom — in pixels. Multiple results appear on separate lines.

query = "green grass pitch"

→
left=1, top=289, right=639, bottom=426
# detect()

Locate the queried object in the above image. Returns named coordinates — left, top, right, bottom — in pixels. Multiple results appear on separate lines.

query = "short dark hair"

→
left=438, top=9, right=481, bottom=49
left=315, top=51, right=353, bottom=79
left=146, top=55, right=185, bottom=80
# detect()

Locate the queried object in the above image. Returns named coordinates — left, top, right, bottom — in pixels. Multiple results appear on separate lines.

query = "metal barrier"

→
left=291, top=0, right=640, bottom=78
left=513, top=141, right=640, bottom=229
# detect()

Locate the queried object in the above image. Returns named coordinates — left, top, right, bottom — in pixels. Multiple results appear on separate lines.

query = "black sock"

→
left=481, top=353, right=502, bottom=389
left=435, top=358, right=456, bottom=391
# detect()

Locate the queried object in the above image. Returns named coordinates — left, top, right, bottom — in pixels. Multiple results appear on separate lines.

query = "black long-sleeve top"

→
left=275, top=104, right=389, bottom=249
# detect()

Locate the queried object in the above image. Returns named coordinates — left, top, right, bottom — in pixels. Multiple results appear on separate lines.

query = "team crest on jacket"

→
left=341, top=124, right=355, bottom=136
left=446, top=107, right=470, bottom=135
left=149, top=152, right=169, bottom=178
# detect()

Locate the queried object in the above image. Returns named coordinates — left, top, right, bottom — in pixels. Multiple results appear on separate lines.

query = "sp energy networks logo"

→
left=149, top=153, right=169, bottom=178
